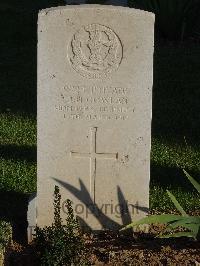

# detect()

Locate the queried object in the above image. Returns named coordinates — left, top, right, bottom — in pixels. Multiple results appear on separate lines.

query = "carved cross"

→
left=70, top=127, right=118, bottom=202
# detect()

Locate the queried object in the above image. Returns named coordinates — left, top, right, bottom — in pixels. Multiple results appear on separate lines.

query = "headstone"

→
left=36, top=5, right=154, bottom=231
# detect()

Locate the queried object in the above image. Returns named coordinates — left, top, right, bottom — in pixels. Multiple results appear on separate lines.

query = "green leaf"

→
left=158, top=231, right=196, bottom=239
left=166, top=190, right=188, bottom=216
left=168, top=216, right=200, bottom=225
left=183, top=169, right=200, bottom=193
left=167, top=216, right=200, bottom=230
left=168, top=222, right=200, bottom=236
left=121, top=214, right=184, bottom=231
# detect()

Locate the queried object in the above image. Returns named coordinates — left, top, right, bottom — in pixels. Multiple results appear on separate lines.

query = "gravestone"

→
left=36, top=5, right=154, bottom=231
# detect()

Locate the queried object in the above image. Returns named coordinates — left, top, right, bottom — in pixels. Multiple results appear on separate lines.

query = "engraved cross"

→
left=70, top=127, right=118, bottom=202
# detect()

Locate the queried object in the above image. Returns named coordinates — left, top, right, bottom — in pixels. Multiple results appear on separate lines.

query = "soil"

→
left=84, top=231, right=200, bottom=265
left=5, top=228, right=200, bottom=266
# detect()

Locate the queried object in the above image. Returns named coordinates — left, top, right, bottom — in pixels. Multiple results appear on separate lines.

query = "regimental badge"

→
left=68, top=24, right=123, bottom=79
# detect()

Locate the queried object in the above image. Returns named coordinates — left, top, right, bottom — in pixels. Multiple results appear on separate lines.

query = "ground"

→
left=85, top=231, right=200, bottom=265
left=5, top=229, right=200, bottom=265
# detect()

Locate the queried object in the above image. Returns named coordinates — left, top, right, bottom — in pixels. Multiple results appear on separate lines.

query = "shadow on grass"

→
left=0, top=190, right=29, bottom=244
left=152, top=42, right=200, bottom=143
left=0, top=8, right=37, bottom=115
left=151, top=163, right=200, bottom=191
left=0, top=144, right=36, bottom=162
left=0, top=0, right=64, bottom=115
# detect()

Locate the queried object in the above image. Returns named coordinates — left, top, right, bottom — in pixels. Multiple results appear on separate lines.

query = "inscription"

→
left=55, top=85, right=134, bottom=121
left=64, top=114, right=128, bottom=121
left=59, top=96, right=128, bottom=105
left=62, top=85, right=128, bottom=95
left=68, top=24, right=123, bottom=79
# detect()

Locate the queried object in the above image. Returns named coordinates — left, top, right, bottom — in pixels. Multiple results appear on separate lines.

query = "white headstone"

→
left=37, top=5, right=154, bottom=230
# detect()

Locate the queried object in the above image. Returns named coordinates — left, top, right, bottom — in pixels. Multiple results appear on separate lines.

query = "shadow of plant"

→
left=53, top=177, right=148, bottom=230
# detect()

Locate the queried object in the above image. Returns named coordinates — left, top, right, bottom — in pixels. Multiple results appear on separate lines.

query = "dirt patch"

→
left=5, top=229, right=200, bottom=266
left=85, top=231, right=200, bottom=265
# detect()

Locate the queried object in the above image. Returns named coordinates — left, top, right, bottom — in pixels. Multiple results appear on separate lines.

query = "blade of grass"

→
left=183, top=170, right=200, bottom=193
left=166, top=190, right=188, bottom=216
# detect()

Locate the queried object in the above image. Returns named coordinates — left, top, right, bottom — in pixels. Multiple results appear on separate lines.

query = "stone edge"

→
left=38, top=5, right=155, bottom=20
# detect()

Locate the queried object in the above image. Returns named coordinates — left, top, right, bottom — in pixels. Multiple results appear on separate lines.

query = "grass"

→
left=151, top=137, right=200, bottom=212
left=150, top=42, right=200, bottom=211
left=0, top=2, right=200, bottom=237
left=0, top=114, right=36, bottom=193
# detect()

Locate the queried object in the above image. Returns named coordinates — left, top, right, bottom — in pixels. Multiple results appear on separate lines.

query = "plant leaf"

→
left=183, top=169, right=200, bottom=193
left=166, top=190, right=188, bottom=216
left=168, top=222, right=200, bottom=236
left=121, top=214, right=184, bottom=231
left=168, top=216, right=200, bottom=225
left=158, top=231, right=196, bottom=239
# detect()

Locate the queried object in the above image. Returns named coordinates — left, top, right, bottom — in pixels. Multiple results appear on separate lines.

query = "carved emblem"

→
left=68, top=24, right=123, bottom=79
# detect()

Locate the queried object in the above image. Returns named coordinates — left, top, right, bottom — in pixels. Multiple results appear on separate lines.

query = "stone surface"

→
left=37, top=5, right=154, bottom=230
left=27, top=193, right=36, bottom=242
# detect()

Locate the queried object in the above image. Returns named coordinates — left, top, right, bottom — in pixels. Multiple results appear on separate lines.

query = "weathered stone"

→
left=37, top=5, right=154, bottom=230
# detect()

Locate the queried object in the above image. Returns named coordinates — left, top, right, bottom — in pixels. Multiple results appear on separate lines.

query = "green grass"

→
left=152, top=138, right=200, bottom=170
left=0, top=221, right=12, bottom=249
left=0, top=3, right=200, bottom=232
left=150, top=43, right=200, bottom=212
left=0, top=114, right=36, bottom=193
left=151, top=137, right=200, bottom=212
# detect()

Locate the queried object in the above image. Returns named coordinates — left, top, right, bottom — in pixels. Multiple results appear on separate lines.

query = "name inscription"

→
left=55, top=85, right=134, bottom=121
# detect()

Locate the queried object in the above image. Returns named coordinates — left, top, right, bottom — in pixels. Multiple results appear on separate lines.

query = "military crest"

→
left=68, top=24, right=123, bottom=79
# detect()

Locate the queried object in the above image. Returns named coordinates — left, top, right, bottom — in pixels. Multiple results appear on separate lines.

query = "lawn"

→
left=0, top=2, right=200, bottom=242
